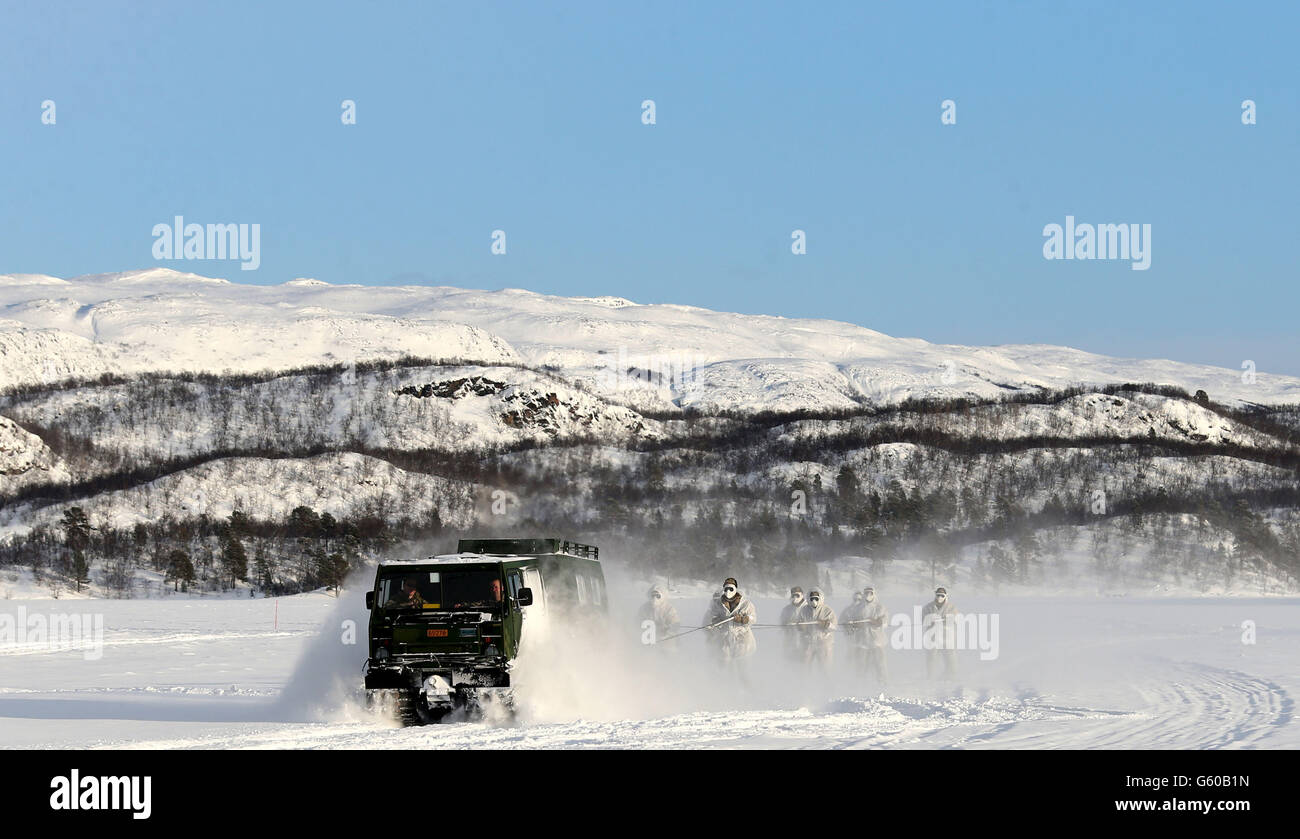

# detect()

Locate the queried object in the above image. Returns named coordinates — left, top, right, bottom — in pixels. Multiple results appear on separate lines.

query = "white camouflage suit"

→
left=702, top=591, right=723, bottom=658
left=854, top=596, right=890, bottom=684
left=921, top=594, right=959, bottom=680
left=840, top=594, right=864, bottom=646
left=706, top=590, right=757, bottom=663
left=779, top=592, right=807, bottom=663
left=797, top=591, right=836, bottom=671
left=638, top=585, right=680, bottom=649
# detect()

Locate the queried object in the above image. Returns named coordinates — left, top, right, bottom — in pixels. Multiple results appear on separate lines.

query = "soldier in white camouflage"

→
left=922, top=586, right=958, bottom=680
left=706, top=578, right=757, bottom=672
left=779, top=586, right=807, bottom=664
left=856, top=586, right=890, bottom=686
left=798, top=588, right=836, bottom=673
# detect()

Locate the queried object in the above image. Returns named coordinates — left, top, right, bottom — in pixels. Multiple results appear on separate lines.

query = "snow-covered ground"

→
left=1, top=587, right=1294, bottom=749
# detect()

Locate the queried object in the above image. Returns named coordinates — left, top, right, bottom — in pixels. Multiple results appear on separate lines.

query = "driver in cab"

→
left=386, top=577, right=426, bottom=609
left=454, top=578, right=505, bottom=609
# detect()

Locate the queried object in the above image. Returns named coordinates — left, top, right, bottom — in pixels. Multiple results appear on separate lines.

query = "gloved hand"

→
left=733, top=614, right=749, bottom=625
left=820, top=619, right=831, bottom=630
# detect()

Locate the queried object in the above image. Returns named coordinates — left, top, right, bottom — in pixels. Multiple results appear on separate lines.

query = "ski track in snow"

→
left=1071, top=661, right=1294, bottom=750
left=0, top=629, right=311, bottom=656
left=67, top=695, right=1136, bottom=751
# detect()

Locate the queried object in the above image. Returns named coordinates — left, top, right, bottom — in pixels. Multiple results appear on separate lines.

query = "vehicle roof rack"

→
left=455, top=538, right=598, bottom=560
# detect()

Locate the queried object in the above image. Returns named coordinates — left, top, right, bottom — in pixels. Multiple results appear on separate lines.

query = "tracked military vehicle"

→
left=363, top=537, right=606, bottom=725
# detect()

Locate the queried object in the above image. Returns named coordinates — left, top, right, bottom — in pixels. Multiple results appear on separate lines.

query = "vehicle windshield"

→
left=378, top=569, right=504, bottom=612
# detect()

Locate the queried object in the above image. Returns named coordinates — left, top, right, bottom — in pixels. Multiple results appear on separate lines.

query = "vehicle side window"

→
left=522, top=569, right=546, bottom=614
left=590, top=575, right=603, bottom=606
left=575, top=574, right=588, bottom=605
left=507, top=572, right=522, bottom=599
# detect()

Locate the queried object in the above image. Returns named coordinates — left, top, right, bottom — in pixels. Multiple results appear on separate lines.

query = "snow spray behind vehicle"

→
left=274, top=584, right=373, bottom=723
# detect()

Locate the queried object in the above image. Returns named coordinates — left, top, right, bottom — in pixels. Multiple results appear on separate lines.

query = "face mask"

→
left=723, top=587, right=737, bottom=597
left=810, top=597, right=821, bottom=605
left=865, top=592, right=875, bottom=601
left=791, top=596, right=803, bottom=605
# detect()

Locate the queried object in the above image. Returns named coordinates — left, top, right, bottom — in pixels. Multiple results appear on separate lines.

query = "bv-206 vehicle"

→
left=364, top=537, right=606, bottom=724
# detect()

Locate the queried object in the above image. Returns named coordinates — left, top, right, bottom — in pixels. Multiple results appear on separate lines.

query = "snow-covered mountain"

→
left=2, top=269, right=1296, bottom=411
left=2, top=268, right=1298, bottom=601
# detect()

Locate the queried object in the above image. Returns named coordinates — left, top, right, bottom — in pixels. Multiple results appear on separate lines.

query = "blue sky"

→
left=2, top=1, right=1296, bottom=374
